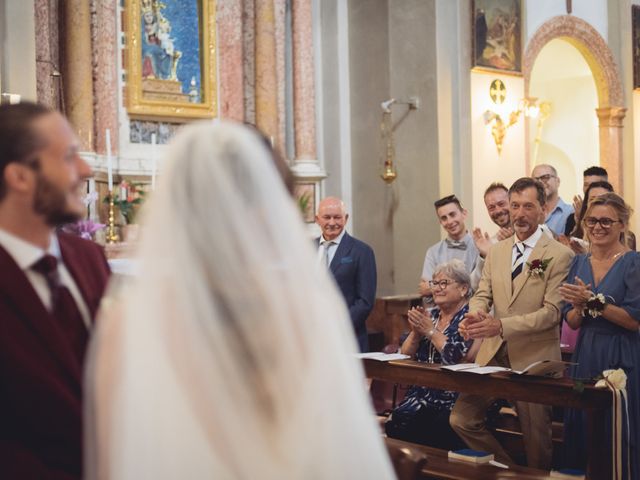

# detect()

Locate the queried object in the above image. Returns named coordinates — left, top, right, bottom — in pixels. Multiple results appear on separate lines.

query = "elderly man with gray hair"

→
left=385, top=259, right=472, bottom=449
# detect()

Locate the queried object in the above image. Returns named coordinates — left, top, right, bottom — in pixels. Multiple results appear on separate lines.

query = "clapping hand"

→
left=496, top=226, right=514, bottom=241
left=418, top=279, right=432, bottom=297
left=559, top=276, right=592, bottom=311
left=472, top=227, right=492, bottom=258
left=459, top=310, right=502, bottom=340
left=407, top=306, right=432, bottom=337
left=573, top=194, right=583, bottom=215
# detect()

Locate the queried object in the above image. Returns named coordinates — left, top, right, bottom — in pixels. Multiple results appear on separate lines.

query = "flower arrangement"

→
left=62, top=191, right=105, bottom=240
left=596, top=368, right=627, bottom=390
left=526, top=257, right=552, bottom=278
left=583, top=292, right=614, bottom=318
left=104, top=181, right=146, bottom=224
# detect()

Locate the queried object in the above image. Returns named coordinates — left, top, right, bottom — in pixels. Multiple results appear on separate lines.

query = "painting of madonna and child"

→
left=140, top=0, right=202, bottom=103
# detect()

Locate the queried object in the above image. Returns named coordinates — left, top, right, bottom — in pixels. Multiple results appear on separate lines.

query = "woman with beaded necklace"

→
left=559, top=193, right=640, bottom=479
left=385, top=259, right=472, bottom=449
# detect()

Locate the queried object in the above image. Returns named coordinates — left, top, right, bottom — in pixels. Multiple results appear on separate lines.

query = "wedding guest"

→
left=419, top=195, right=481, bottom=300
left=85, top=121, right=395, bottom=480
left=559, top=193, right=640, bottom=480
left=565, top=166, right=608, bottom=232
left=532, top=164, right=573, bottom=236
left=385, top=259, right=471, bottom=449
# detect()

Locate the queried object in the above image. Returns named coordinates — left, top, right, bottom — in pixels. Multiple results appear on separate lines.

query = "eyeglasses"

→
left=429, top=279, right=458, bottom=289
left=584, top=217, right=620, bottom=229
left=534, top=174, right=556, bottom=182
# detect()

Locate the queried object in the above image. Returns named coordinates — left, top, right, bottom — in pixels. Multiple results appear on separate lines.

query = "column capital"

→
left=596, top=107, right=627, bottom=128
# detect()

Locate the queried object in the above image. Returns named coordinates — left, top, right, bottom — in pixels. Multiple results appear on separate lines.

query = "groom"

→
left=0, top=103, right=110, bottom=478
left=451, top=177, right=573, bottom=470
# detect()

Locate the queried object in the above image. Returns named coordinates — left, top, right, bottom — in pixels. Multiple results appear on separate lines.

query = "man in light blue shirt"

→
left=532, top=164, right=573, bottom=236
left=419, top=195, right=481, bottom=298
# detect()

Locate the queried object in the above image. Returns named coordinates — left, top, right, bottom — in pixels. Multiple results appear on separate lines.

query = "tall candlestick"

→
left=106, top=129, right=113, bottom=191
left=151, top=133, right=157, bottom=190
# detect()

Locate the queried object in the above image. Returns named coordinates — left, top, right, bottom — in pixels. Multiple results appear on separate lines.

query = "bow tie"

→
left=445, top=239, right=467, bottom=250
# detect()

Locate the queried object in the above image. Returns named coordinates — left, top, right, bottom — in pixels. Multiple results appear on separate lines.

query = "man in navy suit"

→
left=0, top=103, right=110, bottom=478
left=316, top=197, right=376, bottom=352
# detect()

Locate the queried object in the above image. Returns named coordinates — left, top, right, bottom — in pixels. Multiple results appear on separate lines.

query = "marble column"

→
left=61, top=0, right=95, bottom=151
left=218, top=0, right=244, bottom=121
left=291, top=0, right=317, bottom=162
left=254, top=0, right=279, bottom=140
left=34, top=0, right=61, bottom=109
left=596, top=106, right=626, bottom=194
left=242, top=0, right=256, bottom=124
left=274, top=0, right=287, bottom=151
left=92, top=0, right=119, bottom=155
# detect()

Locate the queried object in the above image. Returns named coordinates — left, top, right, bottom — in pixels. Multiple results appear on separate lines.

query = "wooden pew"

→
left=385, top=437, right=555, bottom=480
left=364, top=359, right=611, bottom=480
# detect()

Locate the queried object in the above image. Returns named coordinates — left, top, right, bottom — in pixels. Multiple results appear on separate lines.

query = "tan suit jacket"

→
left=470, top=232, right=573, bottom=371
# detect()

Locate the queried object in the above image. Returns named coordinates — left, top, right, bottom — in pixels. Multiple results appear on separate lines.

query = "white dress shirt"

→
left=317, top=229, right=346, bottom=267
left=0, top=228, right=91, bottom=327
left=511, top=225, right=544, bottom=267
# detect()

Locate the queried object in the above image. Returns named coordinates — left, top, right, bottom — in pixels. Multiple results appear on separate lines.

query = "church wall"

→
left=347, top=0, right=395, bottom=294
left=1, top=0, right=36, bottom=101
left=525, top=0, right=608, bottom=42
left=388, top=0, right=440, bottom=294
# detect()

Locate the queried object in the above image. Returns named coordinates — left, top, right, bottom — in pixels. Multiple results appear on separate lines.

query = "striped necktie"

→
left=511, top=243, right=527, bottom=280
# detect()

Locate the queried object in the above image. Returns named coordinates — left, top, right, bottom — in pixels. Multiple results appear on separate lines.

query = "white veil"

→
left=85, top=121, right=396, bottom=479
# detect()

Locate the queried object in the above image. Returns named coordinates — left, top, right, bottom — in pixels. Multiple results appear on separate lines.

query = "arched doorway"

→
left=523, top=15, right=625, bottom=193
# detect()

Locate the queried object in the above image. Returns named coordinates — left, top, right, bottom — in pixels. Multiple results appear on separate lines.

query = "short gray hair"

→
left=433, top=259, right=472, bottom=299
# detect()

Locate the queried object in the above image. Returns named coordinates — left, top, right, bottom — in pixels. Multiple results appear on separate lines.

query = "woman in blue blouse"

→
left=385, top=259, right=472, bottom=449
left=559, top=193, right=640, bottom=480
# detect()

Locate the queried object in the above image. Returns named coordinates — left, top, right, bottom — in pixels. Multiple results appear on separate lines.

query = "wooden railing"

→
left=364, top=359, right=612, bottom=479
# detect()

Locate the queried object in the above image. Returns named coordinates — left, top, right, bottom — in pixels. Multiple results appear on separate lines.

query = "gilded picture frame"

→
left=633, top=5, right=640, bottom=89
left=125, top=0, right=217, bottom=121
left=472, top=0, right=522, bottom=75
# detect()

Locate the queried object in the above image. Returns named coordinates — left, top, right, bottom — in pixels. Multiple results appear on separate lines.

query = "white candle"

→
left=151, top=133, right=157, bottom=190
left=106, top=129, right=113, bottom=192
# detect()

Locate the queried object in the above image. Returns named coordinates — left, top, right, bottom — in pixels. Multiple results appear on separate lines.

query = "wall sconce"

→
left=379, top=97, right=419, bottom=183
left=483, top=79, right=550, bottom=156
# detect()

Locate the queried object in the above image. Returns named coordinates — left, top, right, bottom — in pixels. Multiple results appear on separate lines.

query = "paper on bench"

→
left=354, top=352, right=411, bottom=361
left=441, top=363, right=510, bottom=374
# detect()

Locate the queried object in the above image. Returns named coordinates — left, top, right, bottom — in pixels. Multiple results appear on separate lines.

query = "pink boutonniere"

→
left=526, top=257, right=552, bottom=278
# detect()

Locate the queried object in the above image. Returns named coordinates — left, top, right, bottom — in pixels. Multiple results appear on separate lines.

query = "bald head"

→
left=316, top=196, right=348, bottom=241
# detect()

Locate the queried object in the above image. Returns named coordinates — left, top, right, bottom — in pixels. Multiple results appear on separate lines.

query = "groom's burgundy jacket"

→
left=0, top=232, right=110, bottom=479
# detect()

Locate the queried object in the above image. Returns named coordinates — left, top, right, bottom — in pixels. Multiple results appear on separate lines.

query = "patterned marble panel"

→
left=218, top=0, right=244, bottom=121
left=129, top=120, right=182, bottom=144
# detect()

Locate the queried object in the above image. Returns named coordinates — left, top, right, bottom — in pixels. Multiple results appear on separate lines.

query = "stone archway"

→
left=523, top=15, right=625, bottom=193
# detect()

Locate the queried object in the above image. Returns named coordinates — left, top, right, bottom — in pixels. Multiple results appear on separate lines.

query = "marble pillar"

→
left=274, top=0, right=287, bottom=152
left=92, top=0, right=119, bottom=155
left=596, top=107, right=626, bottom=194
left=62, top=0, right=95, bottom=151
left=243, top=0, right=256, bottom=124
left=291, top=0, right=317, bottom=163
left=218, top=0, right=244, bottom=121
left=34, top=0, right=61, bottom=109
left=254, top=0, right=279, bottom=140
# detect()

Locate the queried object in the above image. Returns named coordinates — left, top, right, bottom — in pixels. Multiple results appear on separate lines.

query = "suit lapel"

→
left=59, top=234, right=96, bottom=320
left=330, top=233, right=353, bottom=274
left=0, top=245, right=82, bottom=383
left=509, top=234, right=551, bottom=305
left=499, top=238, right=516, bottom=299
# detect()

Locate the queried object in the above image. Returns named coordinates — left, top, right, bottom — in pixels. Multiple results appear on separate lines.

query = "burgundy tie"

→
left=32, top=255, right=88, bottom=364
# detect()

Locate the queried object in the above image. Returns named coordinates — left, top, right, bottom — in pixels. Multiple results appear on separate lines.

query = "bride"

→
left=85, top=121, right=395, bottom=479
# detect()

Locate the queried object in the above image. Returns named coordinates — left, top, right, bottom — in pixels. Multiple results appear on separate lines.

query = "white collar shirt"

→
left=0, top=228, right=91, bottom=328
left=511, top=225, right=543, bottom=267
left=317, top=229, right=346, bottom=268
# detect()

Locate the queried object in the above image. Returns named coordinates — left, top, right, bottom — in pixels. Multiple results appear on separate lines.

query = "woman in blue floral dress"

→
left=385, top=259, right=472, bottom=449
left=559, top=193, right=640, bottom=480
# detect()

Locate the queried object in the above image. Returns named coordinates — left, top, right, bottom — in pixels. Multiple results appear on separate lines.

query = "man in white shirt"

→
left=0, top=102, right=110, bottom=478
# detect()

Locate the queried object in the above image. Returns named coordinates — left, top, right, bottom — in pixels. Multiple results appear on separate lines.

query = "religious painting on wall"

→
left=472, top=0, right=522, bottom=75
left=126, top=0, right=217, bottom=121
left=633, top=6, right=640, bottom=89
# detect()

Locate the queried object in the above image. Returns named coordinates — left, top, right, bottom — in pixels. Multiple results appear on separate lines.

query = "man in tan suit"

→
left=451, top=177, right=573, bottom=470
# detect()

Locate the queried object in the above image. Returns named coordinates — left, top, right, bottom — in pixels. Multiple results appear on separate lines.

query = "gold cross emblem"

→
left=489, top=79, right=506, bottom=105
